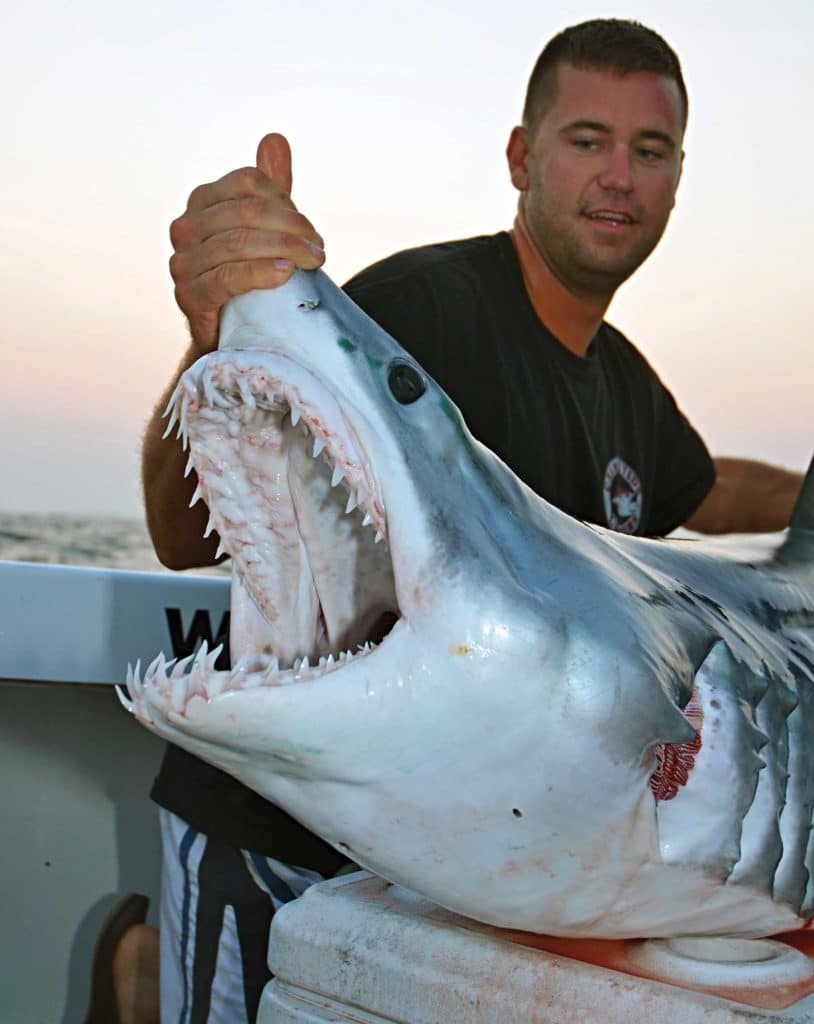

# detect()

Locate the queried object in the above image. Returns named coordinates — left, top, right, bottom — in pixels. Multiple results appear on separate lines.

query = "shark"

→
left=121, top=269, right=814, bottom=940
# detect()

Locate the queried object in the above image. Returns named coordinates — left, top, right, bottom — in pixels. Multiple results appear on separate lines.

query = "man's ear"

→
left=671, top=149, right=685, bottom=209
left=506, top=126, right=530, bottom=192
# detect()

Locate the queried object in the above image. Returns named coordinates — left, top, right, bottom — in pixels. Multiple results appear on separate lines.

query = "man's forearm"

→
left=685, top=457, right=804, bottom=534
left=142, top=344, right=223, bottom=569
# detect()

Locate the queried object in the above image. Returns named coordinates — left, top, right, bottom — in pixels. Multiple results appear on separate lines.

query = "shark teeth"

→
left=164, top=356, right=389, bottom=555
left=143, top=353, right=398, bottom=716
left=236, top=376, right=255, bottom=409
left=122, top=639, right=381, bottom=718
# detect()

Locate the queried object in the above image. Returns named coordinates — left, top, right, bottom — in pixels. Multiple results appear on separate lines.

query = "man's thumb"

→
left=256, top=133, right=293, bottom=195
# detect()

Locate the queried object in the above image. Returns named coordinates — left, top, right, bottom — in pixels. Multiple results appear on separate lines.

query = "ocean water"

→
left=0, top=511, right=228, bottom=575
left=0, top=511, right=701, bottom=573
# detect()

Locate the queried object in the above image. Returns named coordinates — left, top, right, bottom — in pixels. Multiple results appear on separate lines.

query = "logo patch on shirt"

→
left=603, top=457, right=643, bottom=534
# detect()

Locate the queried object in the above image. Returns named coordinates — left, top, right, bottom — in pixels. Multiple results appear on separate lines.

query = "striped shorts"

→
left=159, top=808, right=326, bottom=1024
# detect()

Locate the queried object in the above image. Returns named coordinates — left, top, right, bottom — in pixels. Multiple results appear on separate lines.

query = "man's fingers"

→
left=256, top=133, right=293, bottom=195
left=171, top=227, right=325, bottom=288
left=175, top=258, right=298, bottom=321
left=184, top=165, right=292, bottom=215
left=168, top=134, right=324, bottom=353
left=171, top=197, right=323, bottom=251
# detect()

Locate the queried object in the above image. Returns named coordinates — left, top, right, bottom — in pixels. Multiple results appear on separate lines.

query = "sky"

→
left=2, top=0, right=811, bottom=518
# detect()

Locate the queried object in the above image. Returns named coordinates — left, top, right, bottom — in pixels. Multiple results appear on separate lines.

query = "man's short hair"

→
left=522, top=19, right=688, bottom=132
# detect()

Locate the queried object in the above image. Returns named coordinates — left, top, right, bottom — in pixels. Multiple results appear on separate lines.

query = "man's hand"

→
left=143, top=133, right=327, bottom=569
left=168, top=133, right=326, bottom=352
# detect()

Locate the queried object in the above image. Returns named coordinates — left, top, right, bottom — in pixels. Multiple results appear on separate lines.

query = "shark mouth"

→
left=125, top=348, right=403, bottom=715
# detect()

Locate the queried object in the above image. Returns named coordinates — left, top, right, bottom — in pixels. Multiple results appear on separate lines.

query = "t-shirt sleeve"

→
left=648, top=386, right=716, bottom=535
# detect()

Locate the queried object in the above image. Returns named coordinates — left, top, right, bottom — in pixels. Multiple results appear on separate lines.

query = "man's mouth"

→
left=583, top=209, right=636, bottom=227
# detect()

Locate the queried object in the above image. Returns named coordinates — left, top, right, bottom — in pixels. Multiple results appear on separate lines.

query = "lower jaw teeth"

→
left=239, top=642, right=377, bottom=679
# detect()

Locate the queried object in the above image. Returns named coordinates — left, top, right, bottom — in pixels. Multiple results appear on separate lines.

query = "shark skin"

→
left=122, top=269, right=814, bottom=940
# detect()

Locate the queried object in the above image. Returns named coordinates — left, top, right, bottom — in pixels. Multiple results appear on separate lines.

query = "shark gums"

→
left=121, top=270, right=814, bottom=940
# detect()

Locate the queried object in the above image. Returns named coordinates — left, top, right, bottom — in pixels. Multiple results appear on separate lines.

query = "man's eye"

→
left=572, top=138, right=598, bottom=152
left=637, top=147, right=664, bottom=162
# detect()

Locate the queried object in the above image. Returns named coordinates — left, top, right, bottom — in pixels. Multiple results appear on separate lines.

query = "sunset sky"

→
left=2, top=0, right=811, bottom=517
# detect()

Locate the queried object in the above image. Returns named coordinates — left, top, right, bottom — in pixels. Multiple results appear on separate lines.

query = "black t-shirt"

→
left=151, top=231, right=715, bottom=867
left=344, top=232, right=714, bottom=536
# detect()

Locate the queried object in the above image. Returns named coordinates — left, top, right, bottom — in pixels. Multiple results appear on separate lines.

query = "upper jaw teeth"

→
left=156, top=358, right=397, bottom=688
left=169, top=359, right=388, bottom=547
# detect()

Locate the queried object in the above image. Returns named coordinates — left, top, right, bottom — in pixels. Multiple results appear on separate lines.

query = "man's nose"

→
left=598, top=144, right=634, bottom=192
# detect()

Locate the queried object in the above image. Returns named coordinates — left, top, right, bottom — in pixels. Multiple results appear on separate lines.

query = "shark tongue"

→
left=229, top=568, right=319, bottom=669
left=286, top=430, right=397, bottom=656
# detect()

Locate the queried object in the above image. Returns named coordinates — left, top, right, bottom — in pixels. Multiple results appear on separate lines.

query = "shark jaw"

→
left=126, top=348, right=418, bottom=715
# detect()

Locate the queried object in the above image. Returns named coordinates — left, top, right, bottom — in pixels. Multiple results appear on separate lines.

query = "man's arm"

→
left=685, top=457, right=804, bottom=534
left=142, top=344, right=220, bottom=569
left=143, top=134, right=325, bottom=569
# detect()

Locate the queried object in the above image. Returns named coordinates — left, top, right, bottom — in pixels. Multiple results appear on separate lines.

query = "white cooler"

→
left=259, top=873, right=814, bottom=1024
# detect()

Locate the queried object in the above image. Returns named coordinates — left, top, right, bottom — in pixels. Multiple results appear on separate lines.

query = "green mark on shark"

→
left=339, top=336, right=382, bottom=371
left=439, top=395, right=465, bottom=435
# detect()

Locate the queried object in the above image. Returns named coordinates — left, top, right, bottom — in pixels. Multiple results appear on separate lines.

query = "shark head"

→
left=164, top=268, right=557, bottom=692
left=123, top=269, right=814, bottom=938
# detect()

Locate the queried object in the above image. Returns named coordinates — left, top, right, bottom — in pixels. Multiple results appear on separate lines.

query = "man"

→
left=116, top=18, right=802, bottom=1024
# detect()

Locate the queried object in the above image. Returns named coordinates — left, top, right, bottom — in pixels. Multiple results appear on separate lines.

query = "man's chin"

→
left=574, top=238, right=659, bottom=292
left=565, top=256, right=639, bottom=299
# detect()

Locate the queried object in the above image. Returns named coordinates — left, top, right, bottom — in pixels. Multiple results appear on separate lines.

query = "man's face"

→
left=508, top=63, right=685, bottom=298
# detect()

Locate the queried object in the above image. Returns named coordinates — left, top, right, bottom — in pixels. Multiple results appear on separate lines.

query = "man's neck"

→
left=509, top=207, right=610, bottom=358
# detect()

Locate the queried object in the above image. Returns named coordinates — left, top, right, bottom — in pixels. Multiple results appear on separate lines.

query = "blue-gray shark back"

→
left=121, top=269, right=814, bottom=939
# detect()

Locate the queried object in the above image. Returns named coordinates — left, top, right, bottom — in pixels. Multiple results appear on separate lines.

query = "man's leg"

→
left=112, top=922, right=160, bottom=1024
left=161, top=810, right=258, bottom=1023
left=190, top=839, right=275, bottom=1023
left=158, top=809, right=326, bottom=1024
left=85, top=892, right=158, bottom=1024
left=239, top=853, right=327, bottom=1020
left=159, top=809, right=208, bottom=1023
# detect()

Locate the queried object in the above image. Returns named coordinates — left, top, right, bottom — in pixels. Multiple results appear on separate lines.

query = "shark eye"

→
left=388, top=361, right=426, bottom=404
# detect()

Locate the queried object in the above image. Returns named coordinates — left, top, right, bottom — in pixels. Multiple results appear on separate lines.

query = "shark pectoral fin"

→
left=790, top=455, right=814, bottom=532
